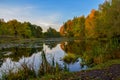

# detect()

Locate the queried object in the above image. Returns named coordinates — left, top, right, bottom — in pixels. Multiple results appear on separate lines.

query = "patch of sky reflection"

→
left=0, top=43, right=87, bottom=78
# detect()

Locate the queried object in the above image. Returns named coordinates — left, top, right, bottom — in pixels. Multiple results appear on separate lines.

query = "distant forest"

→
left=0, top=19, right=60, bottom=38
left=0, top=0, right=120, bottom=39
left=60, top=0, right=120, bottom=39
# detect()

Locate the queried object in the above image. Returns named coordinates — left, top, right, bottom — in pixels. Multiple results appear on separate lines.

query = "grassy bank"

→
left=1, top=54, right=120, bottom=80
left=30, top=59, right=119, bottom=80
left=88, top=59, right=120, bottom=70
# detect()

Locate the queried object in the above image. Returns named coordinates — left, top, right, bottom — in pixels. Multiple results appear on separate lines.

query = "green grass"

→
left=88, top=59, right=120, bottom=70
left=30, top=71, right=74, bottom=80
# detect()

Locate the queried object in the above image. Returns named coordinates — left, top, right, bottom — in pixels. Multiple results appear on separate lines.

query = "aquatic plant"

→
left=62, top=53, right=79, bottom=64
left=1, top=50, right=68, bottom=80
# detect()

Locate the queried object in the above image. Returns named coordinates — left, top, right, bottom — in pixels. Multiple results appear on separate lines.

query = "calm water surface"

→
left=0, top=40, right=87, bottom=77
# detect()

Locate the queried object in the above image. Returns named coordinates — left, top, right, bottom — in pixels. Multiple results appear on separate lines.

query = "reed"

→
left=82, top=38, right=120, bottom=66
left=1, top=50, right=68, bottom=80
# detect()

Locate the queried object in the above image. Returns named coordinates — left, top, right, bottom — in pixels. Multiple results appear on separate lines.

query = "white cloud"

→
left=0, top=5, right=34, bottom=20
left=33, top=13, right=63, bottom=31
left=0, top=5, right=62, bottom=31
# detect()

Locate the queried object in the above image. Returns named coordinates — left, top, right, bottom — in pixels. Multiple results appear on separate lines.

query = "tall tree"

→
left=85, top=9, right=99, bottom=38
left=96, top=0, right=120, bottom=38
left=60, top=16, right=85, bottom=39
left=7, top=19, right=21, bottom=37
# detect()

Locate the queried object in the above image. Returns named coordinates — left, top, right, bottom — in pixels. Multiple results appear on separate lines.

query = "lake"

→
left=0, top=39, right=89, bottom=77
left=0, top=38, right=119, bottom=78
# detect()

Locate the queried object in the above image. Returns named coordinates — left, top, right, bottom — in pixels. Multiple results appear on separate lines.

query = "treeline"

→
left=44, top=27, right=61, bottom=38
left=0, top=19, right=60, bottom=38
left=60, top=0, right=120, bottom=39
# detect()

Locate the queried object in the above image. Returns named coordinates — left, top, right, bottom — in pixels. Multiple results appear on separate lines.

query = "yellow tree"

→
left=85, top=9, right=99, bottom=38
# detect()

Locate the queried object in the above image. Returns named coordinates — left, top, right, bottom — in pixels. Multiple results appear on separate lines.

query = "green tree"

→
left=7, top=19, right=21, bottom=37
left=44, top=27, right=60, bottom=38
left=0, top=19, right=43, bottom=38
left=22, top=22, right=32, bottom=38
left=60, top=16, right=85, bottom=39
left=95, top=0, right=120, bottom=38
left=29, top=24, right=43, bottom=38
left=73, top=16, right=85, bottom=39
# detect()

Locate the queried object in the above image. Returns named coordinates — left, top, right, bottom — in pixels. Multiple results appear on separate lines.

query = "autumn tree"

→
left=85, top=9, right=99, bottom=38
left=60, top=0, right=120, bottom=39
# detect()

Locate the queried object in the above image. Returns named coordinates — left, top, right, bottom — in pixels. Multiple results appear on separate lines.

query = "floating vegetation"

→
left=62, top=53, right=79, bottom=64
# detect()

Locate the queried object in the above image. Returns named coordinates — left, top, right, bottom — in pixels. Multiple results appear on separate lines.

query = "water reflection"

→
left=60, top=39, right=120, bottom=66
left=44, top=41, right=58, bottom=49
left=0, top=46, right=43, bottom=61
left=60, top=40, right=86, bottom=56
left=0, top=39, right=119, bottom=77
left=0, top=41, right=87, bottom=77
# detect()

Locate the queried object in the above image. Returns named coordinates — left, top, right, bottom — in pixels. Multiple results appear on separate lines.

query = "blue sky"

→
left=0, top=0, right=105, bottom=31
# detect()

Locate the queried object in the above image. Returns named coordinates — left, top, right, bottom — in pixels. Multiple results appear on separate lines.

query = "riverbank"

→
left=1, top=57, right=120, bottom=80
left=0, top=37, right=75, bottom=50
left=39, top=59, right=120, bottom=80
left=0, top=37, right=71, bottom=43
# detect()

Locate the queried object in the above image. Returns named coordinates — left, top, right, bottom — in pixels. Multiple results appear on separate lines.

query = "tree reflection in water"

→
left=60, top=39, right=120, bottom=67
